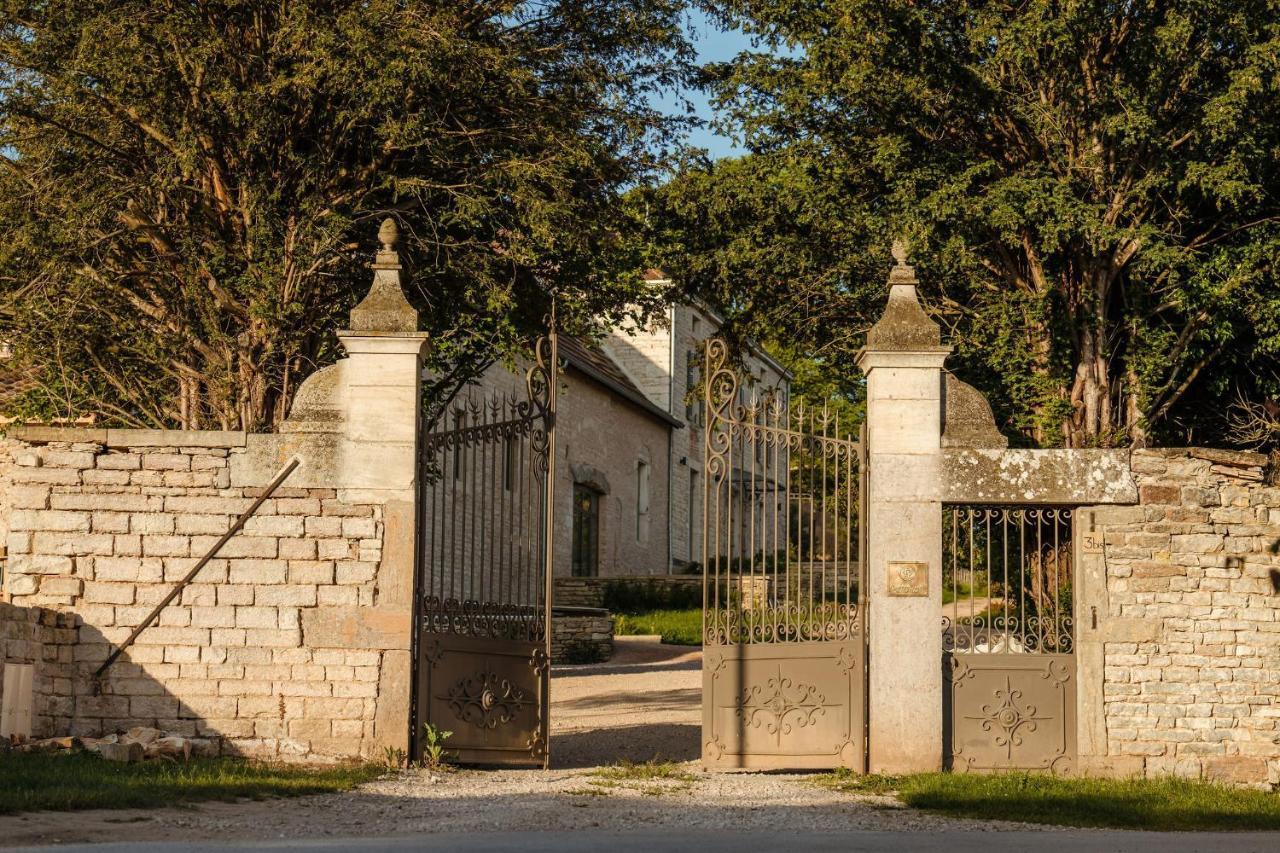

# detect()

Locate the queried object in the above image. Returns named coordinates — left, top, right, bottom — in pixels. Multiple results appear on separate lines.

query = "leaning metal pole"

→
left=94, top=456, right=302, bottom=682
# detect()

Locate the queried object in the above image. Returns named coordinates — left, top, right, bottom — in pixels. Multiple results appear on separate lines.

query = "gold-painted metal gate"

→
left=414, top=333, right=557, bottom=767
left=943, top=507, right=1076, bottom=773
left=701, top=339, right=866, bottom=770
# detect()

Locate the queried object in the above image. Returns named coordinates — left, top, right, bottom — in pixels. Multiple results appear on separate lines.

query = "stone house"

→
left=463, top=270, right=791, bottom=578
left=602, top=271, right=792, bottom=571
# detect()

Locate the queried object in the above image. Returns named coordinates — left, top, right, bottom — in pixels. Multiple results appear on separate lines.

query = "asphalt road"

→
left=15, top=830, right=1280, bottom=853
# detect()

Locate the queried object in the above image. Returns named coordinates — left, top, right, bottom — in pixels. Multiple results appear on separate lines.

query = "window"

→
left=685, top=350, right=697, bottom=422
left=636, top=460, right=650, bottom=541
left=572, top=485, right=600, bottom=577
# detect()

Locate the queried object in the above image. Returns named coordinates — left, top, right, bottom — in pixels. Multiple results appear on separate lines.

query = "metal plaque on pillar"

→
left=887, top=561, right=928, bottom=596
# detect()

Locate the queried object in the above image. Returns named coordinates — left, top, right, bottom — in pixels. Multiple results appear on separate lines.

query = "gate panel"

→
left=701, top=338, right=865, bottom=770
left=942, top=507, right=1075, bottom=774
left=704, top=641, right=863, bottom=770
left=415, top=334, right=556, bottom=767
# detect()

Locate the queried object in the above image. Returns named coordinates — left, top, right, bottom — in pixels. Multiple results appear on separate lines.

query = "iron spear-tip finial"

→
left=378, top=217, right=399, bottom=252
left=891, top=237, right=909, bottom=266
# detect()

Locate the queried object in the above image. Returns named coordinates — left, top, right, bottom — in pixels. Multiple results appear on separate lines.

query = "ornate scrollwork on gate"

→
left=941, top=507, right=1074, bottom=654
left=418, top=329, right=559, bottom=642
left=443, top=670, right=530, bottom=729
left=416, top=328, right=557, bottom=767
left=420, top=596, right=545, bottom=642
left=736, top=668, right=835, bottom=746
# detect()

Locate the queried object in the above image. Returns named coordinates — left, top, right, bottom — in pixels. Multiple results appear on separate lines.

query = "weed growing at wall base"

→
left=0, top=752, right=383, bottom=815
left=815, top=770, right=1280, bottom=831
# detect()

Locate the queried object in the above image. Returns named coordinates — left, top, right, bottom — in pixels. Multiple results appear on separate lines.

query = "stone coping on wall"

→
left=942, top=448, right=1138, bottom=505
left=942, top=446, right=1272, bottom=506
left=5, top=426, right=247, bottom=448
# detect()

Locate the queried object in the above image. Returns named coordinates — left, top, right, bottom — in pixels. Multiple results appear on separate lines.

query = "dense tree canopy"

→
left=0, top=0, right=696, bottom=430
left=646, top=0, right=1280, bottom=447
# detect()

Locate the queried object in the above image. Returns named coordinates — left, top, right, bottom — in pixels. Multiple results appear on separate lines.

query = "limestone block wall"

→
left=0, top=601, right=80, bottom=738
left=2, top=431, right=393, bottom=761
left=550, top=613, right=613, bottom=664
left=1, top=436, right=19, bottom=596
left=1084, top=448, right=1280, bottom=786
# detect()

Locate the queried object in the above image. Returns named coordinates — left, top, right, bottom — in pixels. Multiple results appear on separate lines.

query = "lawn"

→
left=816, top=769, right=1280, bottom=831
left=612, top=608, right=701, bottom=645
left=0, top=751, right=384, bottom=815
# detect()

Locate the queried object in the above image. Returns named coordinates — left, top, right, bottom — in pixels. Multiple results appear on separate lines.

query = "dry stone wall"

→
left=3, top=431, right=391, bottom=761
left=1086, top=448, right=1280, bottom=786
left=0, top=601, right=80, bottom=738
left=550, top=613, right=613, bottom=664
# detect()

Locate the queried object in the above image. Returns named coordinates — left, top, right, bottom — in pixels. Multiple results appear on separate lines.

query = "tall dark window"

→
left=685, top=349, right=697, bottom=422
left=572, top=485, right=600, bottom=577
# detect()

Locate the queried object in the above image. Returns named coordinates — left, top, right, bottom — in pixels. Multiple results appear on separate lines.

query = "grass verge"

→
left=613, top=608, right=701, bottom=645
left=815, top=769, right=1280, bottom=831
left=0, top=751, right=384, bottom=815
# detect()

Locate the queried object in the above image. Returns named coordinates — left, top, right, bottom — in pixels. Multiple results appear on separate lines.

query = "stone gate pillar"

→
left=856, top=241, right=950, bottom=773
left=335, top=220, right=430, bottom=754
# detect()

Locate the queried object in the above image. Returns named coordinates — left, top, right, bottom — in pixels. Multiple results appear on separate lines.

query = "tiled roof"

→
left=557, top=335, right=681, bottom=428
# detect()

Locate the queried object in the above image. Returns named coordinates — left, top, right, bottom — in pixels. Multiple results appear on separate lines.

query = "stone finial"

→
left=891, top=238, right=909, bottom=266
left=864, top=235, right=943, bottom=350
left=378, top=218, right=398, bottom=251
left=348, top=218, right=419, bottom=333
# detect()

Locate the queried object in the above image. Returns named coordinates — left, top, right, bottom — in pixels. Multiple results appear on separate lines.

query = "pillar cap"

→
left=864, top=238, right=946, bottom=352
left=348, top=218, right=419, bottom=333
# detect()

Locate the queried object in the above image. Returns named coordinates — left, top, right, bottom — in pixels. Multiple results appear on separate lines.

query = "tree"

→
left=649, top=0, right=1280, bottom=447
left=0, top=0, right=696, bottom=430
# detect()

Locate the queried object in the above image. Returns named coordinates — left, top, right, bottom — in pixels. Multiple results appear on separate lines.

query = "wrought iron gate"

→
left=701, top=339, right=866, bottom=770
left=415, top=333, right=557, bottom=767
left=942, top=507, right=1076, bottom=773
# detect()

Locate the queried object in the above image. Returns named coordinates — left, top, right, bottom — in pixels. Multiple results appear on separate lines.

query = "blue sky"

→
left=657, top=9, right=757, bottom=159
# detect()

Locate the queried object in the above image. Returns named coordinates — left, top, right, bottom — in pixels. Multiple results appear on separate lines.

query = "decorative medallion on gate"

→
left=443, top=668, right=531, bottom=729
left=700, top=337, right=867, bottom=771
left=943, top=507, right=1076, bottom=774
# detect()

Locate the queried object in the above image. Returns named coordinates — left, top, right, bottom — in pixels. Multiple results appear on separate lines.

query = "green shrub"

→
left=602, top=579, right=700, bottom=613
